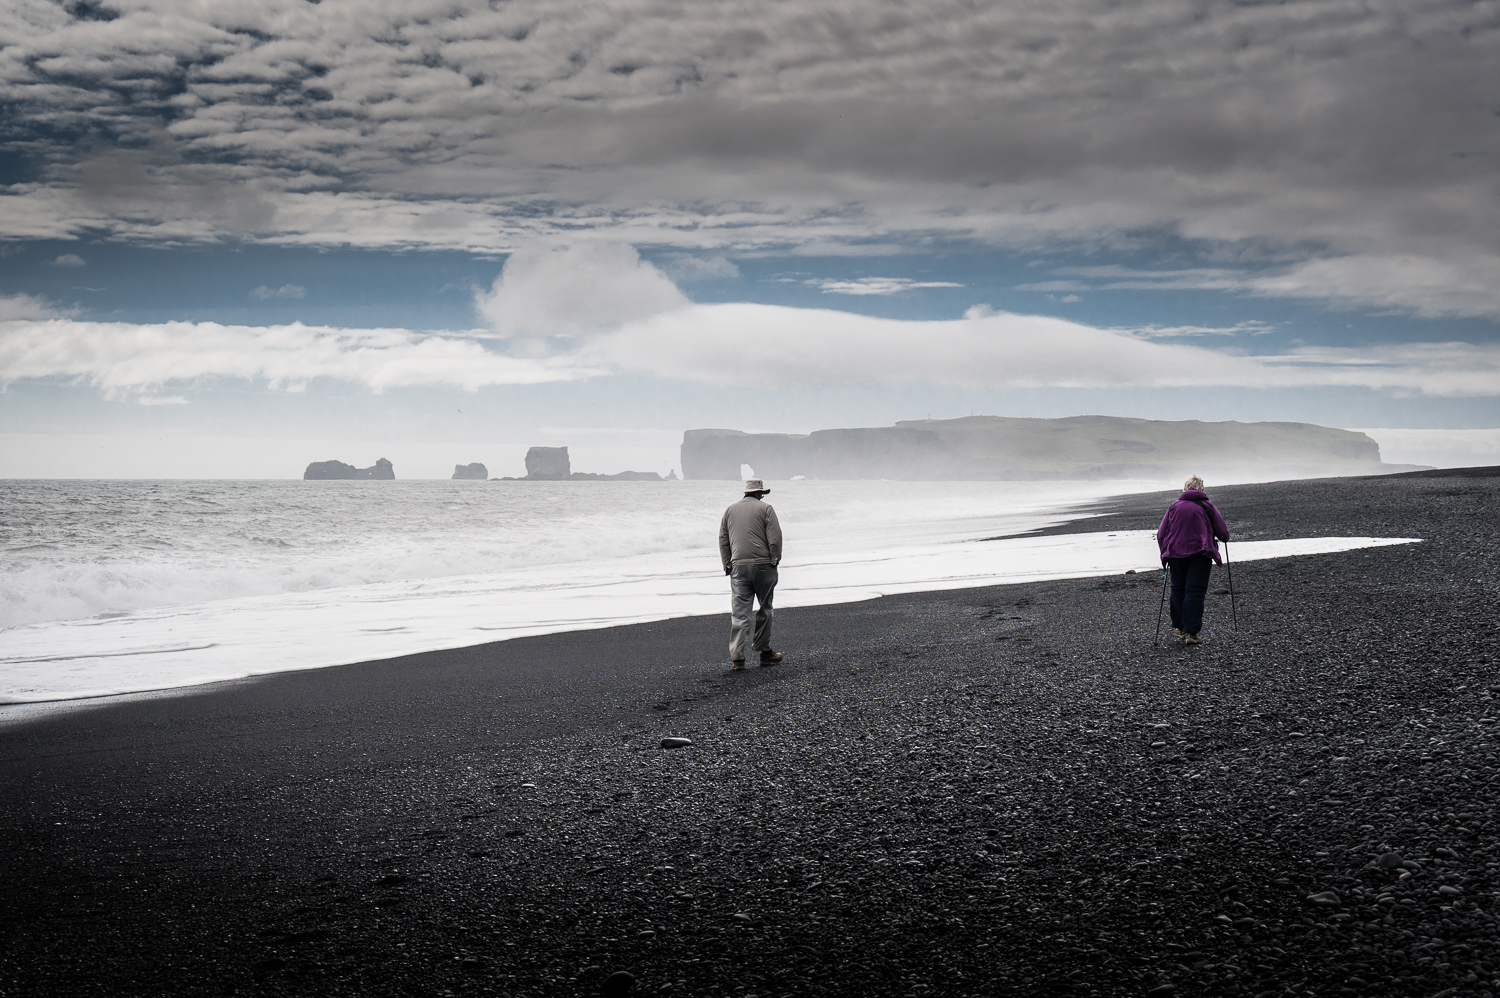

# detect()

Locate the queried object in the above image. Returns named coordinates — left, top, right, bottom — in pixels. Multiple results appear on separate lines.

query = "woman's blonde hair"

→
left=1183, top=474, right=1205, bottom=491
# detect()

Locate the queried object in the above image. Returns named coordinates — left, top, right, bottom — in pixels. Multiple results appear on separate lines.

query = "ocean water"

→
left=0, top=479, right=1417, bottom=703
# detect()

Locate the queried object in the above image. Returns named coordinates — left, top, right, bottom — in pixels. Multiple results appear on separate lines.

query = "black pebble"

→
left=601, top=970, right=637, bottom=996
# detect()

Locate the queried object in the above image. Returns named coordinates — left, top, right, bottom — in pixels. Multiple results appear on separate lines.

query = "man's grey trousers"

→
left=728, top=563, right=777, bottom=661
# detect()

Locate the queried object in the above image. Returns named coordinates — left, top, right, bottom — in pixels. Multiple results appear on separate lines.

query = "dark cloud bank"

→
left=2, top=0, right=1498, bottom=317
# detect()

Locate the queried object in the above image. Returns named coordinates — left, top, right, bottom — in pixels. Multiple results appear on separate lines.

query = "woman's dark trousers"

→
left=1166, top=554, right=1214, bottom=636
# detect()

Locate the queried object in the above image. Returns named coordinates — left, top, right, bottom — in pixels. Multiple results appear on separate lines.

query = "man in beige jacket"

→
left=718, top=479, right=784, bottom=669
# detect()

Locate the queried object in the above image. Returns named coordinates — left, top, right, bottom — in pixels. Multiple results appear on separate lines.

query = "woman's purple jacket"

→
left=1157, top=489, right=1230, bottom=564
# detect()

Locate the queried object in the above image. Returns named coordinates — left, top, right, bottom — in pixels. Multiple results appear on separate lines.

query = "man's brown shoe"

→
left=730, top=659, right=746, bottom=670
left=759, top=651, right=784, bottom=666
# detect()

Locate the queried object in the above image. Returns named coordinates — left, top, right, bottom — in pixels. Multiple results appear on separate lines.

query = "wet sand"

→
left=2, top=468, right=1498, bottom=997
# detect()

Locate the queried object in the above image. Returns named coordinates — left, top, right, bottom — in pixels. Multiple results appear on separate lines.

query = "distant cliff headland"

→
left=304, top=458, right=395, bottom=480
left=681, top=415, right=1423, bottom=481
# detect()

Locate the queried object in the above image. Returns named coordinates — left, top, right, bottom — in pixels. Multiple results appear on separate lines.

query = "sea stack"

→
left=523, top=446, right=570, bottom=480
left=303, top=458, right=395, bottom=480
left=452, top=462, right=488, bottom=480
left=501, top=446, right=663, bottom=480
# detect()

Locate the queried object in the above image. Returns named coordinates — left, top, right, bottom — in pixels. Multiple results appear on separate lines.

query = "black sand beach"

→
left=3, top=469, right=1499, bottom=998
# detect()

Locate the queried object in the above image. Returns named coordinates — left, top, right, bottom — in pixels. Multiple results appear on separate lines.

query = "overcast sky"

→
left=2, top=0, right=1498, bottom=477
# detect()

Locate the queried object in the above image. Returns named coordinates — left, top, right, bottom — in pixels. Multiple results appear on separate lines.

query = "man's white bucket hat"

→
left=743, top=479, right=770, bottom=494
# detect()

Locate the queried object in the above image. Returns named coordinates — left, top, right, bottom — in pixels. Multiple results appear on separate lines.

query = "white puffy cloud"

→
left=1247, top=255, right=1500, bottom=320
left=589, top=305, right=1234, bottom=389
left=4, top=249, right=1494, bottom=397
left=0, top=293, right=78, bottom=321
left=1015, top=281, right=1092, bottom=293
left=0, top=318, right=593, bottom=392
left=250, top=283, right=306, bottom=300
left=3, top=0, right=1499, bottom=316
left=1, top=301, right=1495, bottom=398
left=658, top=253, right=741, bottom=283
left=585, top=303, right=1500, bottom=397
left=1124, top=321, right=1277, bottom=339
left=1021, top=258, right=1500, bottom=320
left=809, top=277, right=964, bottom=296
left=1251, top=341, right=1500, bottom=397
left=474, top=241, right=688, bottom=341
left=50, top=253, right=86, bottom=267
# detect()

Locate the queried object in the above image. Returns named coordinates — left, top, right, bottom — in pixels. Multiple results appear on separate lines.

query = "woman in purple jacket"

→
left=1156, top=475, right=1231, bottom=644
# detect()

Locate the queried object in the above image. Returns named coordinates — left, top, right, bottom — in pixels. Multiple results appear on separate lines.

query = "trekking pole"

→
left=1224, top=540, right=1238, bottom=630
left=1154, top=561, right=1169, bottom=645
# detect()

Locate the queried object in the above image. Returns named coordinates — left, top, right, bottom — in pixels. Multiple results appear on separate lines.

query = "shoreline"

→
left=0, top=476, right=1417, bottom=712
left=1, top=480, right=1143, bottom=710
left=0, top=527, right=1417, bottom=714
left=2, top=468, right=1498, bottom=997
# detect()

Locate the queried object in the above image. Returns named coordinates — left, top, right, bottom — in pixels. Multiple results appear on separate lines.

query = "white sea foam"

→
left=0, top=479, right=1119, bottom=628
left=0, top=479, right=1418, bottom=704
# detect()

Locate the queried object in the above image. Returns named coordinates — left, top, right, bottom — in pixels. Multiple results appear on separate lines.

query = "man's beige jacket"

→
left=718, top=496, right=782, bottom=574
